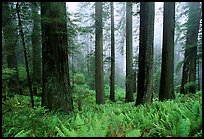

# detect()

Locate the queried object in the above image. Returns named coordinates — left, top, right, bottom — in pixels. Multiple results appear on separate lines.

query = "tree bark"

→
left=125, top=2, right=134, bottom=102
left=41, top=2, right=73, bottom=114
left=95, top=2, right=105, bottom=104
left=180, top=2, right=201, bottom=94
left=188, top=2, right=201, bottom=93
left=159, top=2, right=175, bottom=101
left=32, top=2, right=42, bottom=94
left=110, top=2, right=115, bottom=102
left=135, top=2, right=155, bottom=106
left=197, top=59, right=200, bottom=91
left=180, top=51, right=189, bottom=94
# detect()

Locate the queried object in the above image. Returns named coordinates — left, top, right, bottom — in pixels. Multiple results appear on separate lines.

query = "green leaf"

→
left=14, top=130, right=32, bottom=137
left=55, top=127, right=65, bottom=137
left=126, top=129, right=141, bottom=137
left=178, top=118, right=191, bottom=137
left=75, top=114, right=84, bottom=126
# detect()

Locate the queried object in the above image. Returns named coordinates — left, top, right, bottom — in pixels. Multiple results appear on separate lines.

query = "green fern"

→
left=177, top=118, right=191, bottom=137
left=14, top=130, right=32, bottom=137
left=55, top=127, right=65, bottom=137
left=126, top=129, right=141, bottom=137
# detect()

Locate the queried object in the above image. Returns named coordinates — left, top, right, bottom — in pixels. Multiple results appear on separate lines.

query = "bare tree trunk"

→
left=41, top=2, right=73, bottom=114
left=16, top=2, right=34, bottom=108
left=159, top=2, right=175, bottom=101
left=125, top=2, right=134, bottom=102
left=188, top=2, right=201, bottom=93
left=180, top=2, right=201, bottom=94
left=31, top=2, right=42, bottom=96
left=197, top=59, right=200, bottom=91
left=110, top=2, right=115, bottom=102
left=95, top=2, right=105, bottom=104
left=180, top=52, right=189, bottom=94
left=135, top=2, right=155, bottom=106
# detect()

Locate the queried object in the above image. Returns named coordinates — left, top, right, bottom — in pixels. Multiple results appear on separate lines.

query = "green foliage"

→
left=2, top=68, right=17, bottom=98
left=18, top=64, right=28, bottom=81
left=14, top=130, right=32, bottom=137
left=2, top=88, right=202, bottom=137
left=2, top=68, right=17, bottom=80
left=184, top=82, right=196, bottom=93
left=175, top=85, right=181, bottom=93
left=74, top=73, right=86, bottom=85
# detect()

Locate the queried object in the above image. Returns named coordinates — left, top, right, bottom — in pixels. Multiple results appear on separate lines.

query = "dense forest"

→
left=2, top=2, right=202, bottom=137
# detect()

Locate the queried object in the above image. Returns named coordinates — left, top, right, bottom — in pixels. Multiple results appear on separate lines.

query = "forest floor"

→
left=2, top=85, right=202, bottom=137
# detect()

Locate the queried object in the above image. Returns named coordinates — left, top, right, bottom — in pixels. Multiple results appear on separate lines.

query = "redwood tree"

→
left=41, top=2, right=73, bottom=114
left=125, top=2, right=134, bottom=102
left=110, top=2, right=115, bottom=102
left=95, top=2, right=105, bottom=104
left=32, top=2, right=42, bottom=92
left=180, top=2, right=201, bottom=94
left=159, top=2, right=175, bottom=101
left=135, top=2, right=155, bottom=106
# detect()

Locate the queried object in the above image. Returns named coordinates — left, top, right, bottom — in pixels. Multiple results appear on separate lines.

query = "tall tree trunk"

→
left=135, top=2, right=155, bottom=106
left=188, top=2, right=201, bottom=93
left=110, top=2, right=115, bottom=102
left=180, top=53, right=189, bottom=94
left=125, top=2, right=134, bottom=102
left=197, top=59, right=200, bottom=91
left=16, top=2, right=34, bottom=107
left=41, top=2, right=73, bottom=114
left=159, top=2, right=175, bottom=101
left=95, top=2, right=105, bottom=104
left=2, top=2, right=22, bottom=96
left=32, top=2, right=42, bottom=95
left=180, top=2, right=201, bottom=94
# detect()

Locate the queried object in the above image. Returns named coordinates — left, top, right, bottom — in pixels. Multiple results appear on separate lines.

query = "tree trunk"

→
left=2, top=2, right=22, bottom=96
left=32, top=2, right=42, bottom=95
left=110, top=2, right=115, bottom=102
left=188, top=2, right=201, bottom=93
left=95, top=2, right=105, bottom=104
left=16, top=2, right=34, bottom=107
left=41, top=2, right=73, bottom=114
left=159, top=2, right=175, bottom=101
left=180, top=52, right=189, bottom=94
left=135, top=2, right=155, bottom=106
left=197, top=59, right=200, bottom=91
left=180, top=2, right=201, bottom=94
left=125, top=2, right=134, bottom=102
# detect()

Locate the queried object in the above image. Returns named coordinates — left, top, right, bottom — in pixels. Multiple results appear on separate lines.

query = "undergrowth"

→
left=2, top=86, right=202, bottom=137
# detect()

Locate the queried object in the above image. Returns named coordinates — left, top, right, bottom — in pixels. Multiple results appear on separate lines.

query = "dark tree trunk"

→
left=159, top=2, right=175, bottom=101
left=180, top=52, right=189, bottom=94
left=197, top=59, right=200, bottom=91
left=16, top=2, right=34, bottom=107
left=32, top=2, right=42, bottom=95
left=188, top=2, right=201, bottom=93
left=180, top=2, right=201, bottom=94
left=125, top=2, right=134, bottom=102
left=95, top=2, right=105, bottom=104
left=110, top=2, right=115, bottom=102
left=41, top=2, right=73, bottom=114
left=2, top=2, right=22, bottom=96
left=135, top=2, right=155, bottom=106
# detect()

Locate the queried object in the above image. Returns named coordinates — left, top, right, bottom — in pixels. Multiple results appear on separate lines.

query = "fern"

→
left=177, top=118, right=191, bottom=137
left=126, top=129, right=141, bottom=137
left=55, top=127, right=65, bottom=137
left=75, top=114, right=84, bottom=127
left=14, top=130, right=32, bottom=137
